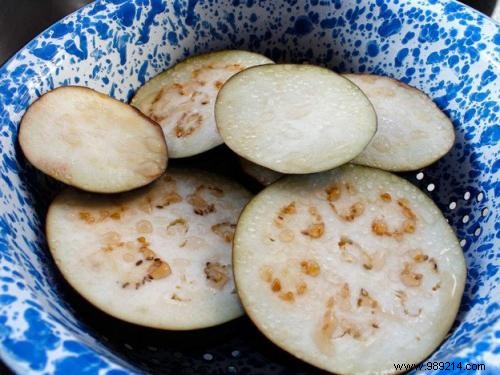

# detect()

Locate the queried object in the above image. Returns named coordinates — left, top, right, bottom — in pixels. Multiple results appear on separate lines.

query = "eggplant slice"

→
left=47, top=170, right=252, bottom=330
left=215, top=64, right=377, bottom=174
left=131, top=50, right=273, bottom=158
left=19, top=86, right=167, bottom=193
left=233, top=165, right=465, bottom=374
left=345, top=74, right=455, bottom=171
left=239, top=157, right=284, bottom=186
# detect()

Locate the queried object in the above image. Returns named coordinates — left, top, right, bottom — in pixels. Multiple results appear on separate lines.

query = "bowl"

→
left=0, top=0, right=498, bottom=373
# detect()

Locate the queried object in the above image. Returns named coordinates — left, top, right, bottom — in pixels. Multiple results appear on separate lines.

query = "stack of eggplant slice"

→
left=19, top=49, right=464, bottom=374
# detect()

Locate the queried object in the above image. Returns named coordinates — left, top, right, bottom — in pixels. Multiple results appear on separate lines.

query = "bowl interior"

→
left=0, top=0, right=498, bottom=373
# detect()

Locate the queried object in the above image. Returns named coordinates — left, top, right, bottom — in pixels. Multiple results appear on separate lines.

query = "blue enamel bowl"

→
left=0, top=0, right=498, bottom=373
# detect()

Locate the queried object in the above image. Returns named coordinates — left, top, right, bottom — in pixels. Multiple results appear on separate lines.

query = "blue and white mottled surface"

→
left=0, top=0, right=498, bottom=373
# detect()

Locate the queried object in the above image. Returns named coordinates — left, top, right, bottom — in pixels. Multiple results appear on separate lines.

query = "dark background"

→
left=0, top=0, right=496, bottom=66
left=0, top=0, right=496, bottom=374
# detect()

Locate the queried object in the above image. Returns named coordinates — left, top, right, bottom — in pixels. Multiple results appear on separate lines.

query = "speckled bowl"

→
left=0, top=0, right=498, bottom=374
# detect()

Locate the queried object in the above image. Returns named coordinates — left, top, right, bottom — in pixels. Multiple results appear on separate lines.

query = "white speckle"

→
left=462, top=215, right=470, bottom=223
left=427, top=183, right=435, bottom=192
left=464, top=191, right=471, bottom=200
left=482, top=208, right=489, bottom=217
left=449, top=202, right=456, bottom=210
left=476, top=192, right=484, bottom=202
left=231, top=350, right=240, bottom=357
left=203, top=353, right=214, bottom=361
left=460, top=239, right=467, bottom=247
left=474, top=227, right=481, bottom=236
left=416, top=172, right=424, bottom=180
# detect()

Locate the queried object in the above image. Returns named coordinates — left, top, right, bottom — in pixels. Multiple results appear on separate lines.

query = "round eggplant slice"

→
left=131, top=50, right=273, bottom=158
left=46, top=170, right=252, bottom=330
left=239, top=157, right=284, bottom=186
left=215, top=64, right=377, bottom=174
left=344, top=74, right=455, bottom=171
left=19, top=86, right=167, bottom=193
left=233, top=165, right=465, bottom=374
